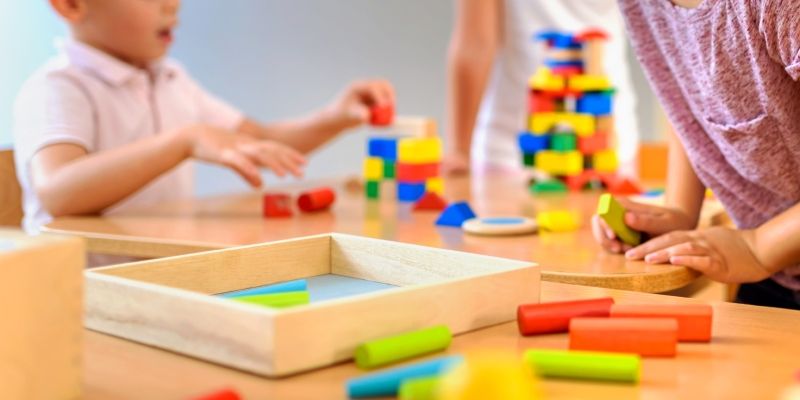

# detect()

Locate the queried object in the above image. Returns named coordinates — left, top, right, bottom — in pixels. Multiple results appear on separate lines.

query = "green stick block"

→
left=384, top=162, right=396, bottom=179
left=551, top=134, right=577, bottom=151
left=355, top=325, right=452, bottom=369
left=531, top=179, right=567, bottom=194
left=398, top=376, right=440, bottom=400
left=232, top=291, right=310, bottom=309
left=523, top=153, right=535, bottom=167
left=366, top=180, right=380, bottom=199
left=524, top=349, right=640, bottom=383
left=597, top=193, right=641, bottom=245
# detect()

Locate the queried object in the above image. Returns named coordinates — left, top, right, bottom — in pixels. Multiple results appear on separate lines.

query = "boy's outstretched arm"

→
left=236, top=79, right=394, bottom=154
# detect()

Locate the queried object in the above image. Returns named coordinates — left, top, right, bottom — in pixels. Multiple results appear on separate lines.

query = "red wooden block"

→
left=413, top=192, right=448, bottom=211
left=263, top=193, right=293, bottom=218
left=370, top=104, right=395, bottom=126
left=396, top=162, right=440, bottom=182
left=569, top=318, right=678, bottom=357
left=191, top=388, right=241, bottom=400
left=564, top=170, right=600, bottom=191
left=552, top=66, right=583, bottom=77
left=297, top=187, right=336, bottom=213
left=517, top=297, right=614, bottom=336
left=529, top=91, right=556, bottom=113
left=578, top=132, right=608, bottom=154
left=610, top=304, right=713, bottom=342
left=607, top=177, right=643, bottom=196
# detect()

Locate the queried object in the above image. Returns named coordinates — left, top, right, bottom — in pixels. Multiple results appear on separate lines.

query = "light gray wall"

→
left=1, top=1, right=661, bottom=197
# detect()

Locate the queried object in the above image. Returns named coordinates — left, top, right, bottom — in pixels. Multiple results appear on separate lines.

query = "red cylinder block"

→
left=297, top=187, right=336, bottom=212
left=191, top=388, right=241, bottom=400
left=517, top=297, right=615, bottom=336
left=370, top=104, right=394, bottom=126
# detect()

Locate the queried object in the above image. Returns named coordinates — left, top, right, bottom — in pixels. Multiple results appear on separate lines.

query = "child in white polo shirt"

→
left=14, top=0, right=394, bottom=233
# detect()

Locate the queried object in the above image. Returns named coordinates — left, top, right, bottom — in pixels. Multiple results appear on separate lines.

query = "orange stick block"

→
left=610, top=304, right=713, bottom=342
left=569, top=318, right=678, bottom=357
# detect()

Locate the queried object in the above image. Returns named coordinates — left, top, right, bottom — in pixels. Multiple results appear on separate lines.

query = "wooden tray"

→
left=85, top=233, right=539, bottom=377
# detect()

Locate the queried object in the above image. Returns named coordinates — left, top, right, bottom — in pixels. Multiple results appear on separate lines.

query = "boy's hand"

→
left=441, top=151, right=471, bottom=176
left=326, top=79, right=395, bottom=129
left=184, top=125, right=306, bottom=187
left=592, top=198, right=695, bottom=254
left=623, top=227, right=772, bottom=283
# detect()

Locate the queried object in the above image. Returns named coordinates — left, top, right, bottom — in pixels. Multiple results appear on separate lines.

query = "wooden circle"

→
left=462, top=217, right=538, bottom=236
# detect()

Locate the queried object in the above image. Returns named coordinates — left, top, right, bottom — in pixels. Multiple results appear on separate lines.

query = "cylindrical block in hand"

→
left=517, top=297, right=614, bottom=335
left=610, top=304, right=713, bottom=342
left=297, top=187, right=335, bottom=212
left=355, top=325, right=452, bottom=369
left=569, top=318, right=678, bottom=357
left=524, top=349, right=640, bottom=383
left=370, top=104, right=395, bottom=126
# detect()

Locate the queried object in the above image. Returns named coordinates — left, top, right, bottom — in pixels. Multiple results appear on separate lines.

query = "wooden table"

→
left=82, top=281, right=800, bottom=400
left=46, top=172, right=701, bottom=293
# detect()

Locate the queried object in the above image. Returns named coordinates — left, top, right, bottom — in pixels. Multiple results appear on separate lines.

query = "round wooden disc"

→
left=462, top=217, right=538, bottom=236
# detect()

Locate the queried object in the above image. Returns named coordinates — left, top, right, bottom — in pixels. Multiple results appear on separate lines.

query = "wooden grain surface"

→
left=0, top=149, right=23, bottom=227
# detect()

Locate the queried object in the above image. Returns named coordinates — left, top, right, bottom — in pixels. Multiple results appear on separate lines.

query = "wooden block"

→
left=84, top=234, right=540, bottom=377
left=562, top=113, right=596, bottom=137
left=368, top=137, right=398, bottom=161
left=263, top=193, right=293, bottom=218
left=517, top=297, right=614, bottom=335
left=355, top=325, right=452, bottom=369
left=576, top=92, right=613, bottom=116
left=348, top=355, right=463, bottom=398
left=363, top=157, right=384, bottom=180
left=398, top=137, right=443, bottom=164
left=530, top=179, right=568, bottom=194
left=596, top=116, right=615, bottom=137
left=564, top=170, right=600, bottom=192
left=593, top=150, right=618, bottom=173
left=437, top=351, right=539, bottom=400
left=524, top=349, right=640, bottom=383
left=191, top=388, right=241, bottom=400
left=529, top=91, right=556, bottom=113
left=425, top=177, right=444, bottom=196
left=435, top=202, right=477, bottom=227
left=551, top=133, right=577, bottom=151
left=607, top=177, right=643, bottom=196
left=413, top=192, right=447, bottom=211
left=536, top=210, right=580, bottom=232
left=597, top=194, right=641, bottom=246
left=575, top=29, right=609, bottom=76
left=610, top=304, right=713, bottom=342
left=396, top=162, right=440, bottom=182
left=569, top=318, right=678, bottom=357
left=529, top=68, right=565, bottom=91
left=568, top=75, right=612, bottom=92
left=578, top=132, right=608, bottom=154
left=0, top=230, right=84, bottom=400
left=529, top=113, right=556, bottom=134
left=638, top=142, right=668, bottom=182
left=394, top=117, right=438, bottom=138
left=365, top=180, right=380, bottom=199
left=383, top=161, right=396, bottom=179
left=518, top=132, right=549, bottom=153
left=370, top=104, right=395, bottom=126
left=297, top=187, right=336, bottom=213
left=547, top=48, right=584, bottom=62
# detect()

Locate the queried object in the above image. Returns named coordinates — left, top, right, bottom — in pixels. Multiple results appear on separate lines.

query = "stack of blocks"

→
left=518, top=29, right=628, bottom=193
left=364, top=136, right=444, bottom=202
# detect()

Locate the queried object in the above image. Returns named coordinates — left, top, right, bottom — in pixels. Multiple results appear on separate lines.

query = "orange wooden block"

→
left=610, top=304, right=713, bottom=342
left=577, top=133, right=608, bottom=155
left=565, top=170, right=600, bottom=191
left=638, top=143, right=668, bottom=182
left=569, top=318, right=678, bottom=357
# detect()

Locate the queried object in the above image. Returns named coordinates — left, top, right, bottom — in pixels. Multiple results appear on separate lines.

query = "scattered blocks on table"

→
left=364, top=157, right=384, bottom=180
left=398, top=137, right=443, bottom=164
left=219, top=279, right=307, bottom=298
left=370, top=104, right=395, bottom=126
left=536, top=210, right=581, bottom=232
left=398, top=182, right=427, bottom=202
left=397, top=163, right=440, bottom=182
left=347, top=355, right=464, bottom=398
left=610, top=304, right=713, bottom=342
left=368, top=137, right=398, bottom=161
left=597, top=194, right=641, bottom=246
left=437, top=351, right=539, bottom=400
left=569, top=318, right=678, bottom=357
left=593, top=150, right=618, bottom=173
left=297, top=187, right=336, bottom=213
left=355, top=325, right=452, bottom=369
left=263, top=193, right=293, bottom=218
left=413, top=192, right=448, bottom=211
left=436, top=202, right=477, bottom=228
left=365, top=180, right=380, bottom=199
left=517, top=297, right=615, bottom=335
left=524, top=349, right=640, bottom=383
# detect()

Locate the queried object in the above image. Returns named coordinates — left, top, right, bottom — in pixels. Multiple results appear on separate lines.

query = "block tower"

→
left=518, top=29, right=640, bottom=195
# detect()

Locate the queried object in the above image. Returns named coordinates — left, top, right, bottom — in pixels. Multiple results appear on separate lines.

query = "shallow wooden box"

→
left=85, top=233, right=540, bottom=377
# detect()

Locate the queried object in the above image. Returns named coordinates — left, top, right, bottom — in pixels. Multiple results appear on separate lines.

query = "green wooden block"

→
left=597, top=193, right=641, bottom=246
left=523, top=153, right=535, bottom=167
left=355, top=325, right=452, bottom=369
left=524, top=349, right=640, bottom=383
left=551, top=134, right=577, bottom=151
left=383, top=162, right=396, bottom=179
left=232, top=291, right=310, bottom=309
left=531, top=179, right=568, bottom=194
left=398, top=376, right=440, bottom=400
left=366, top=180, right=380, bottom=199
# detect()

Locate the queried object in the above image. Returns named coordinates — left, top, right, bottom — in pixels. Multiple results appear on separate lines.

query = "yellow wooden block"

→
left=529, top=68, right=565, bottom=91
left=562, top=151, right=584, bottom=176
left=398, top=137, right=443, bottom=164
left=535, top=151, right=583, bottom=176
left=536, top=210, right=581, bottom=232
left=426, top=177, right=444, bottom=196
left=363, top=157, right=384, bottom=180
left=568, top=75, right=612, bottom=92
left=561, top=113, right=596, bottom=137
left=529, top=113, right=556, bottom=134
left=593, top=150, right=618, bottom=172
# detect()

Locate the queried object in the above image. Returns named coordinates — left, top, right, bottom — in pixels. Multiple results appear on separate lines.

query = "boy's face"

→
left=75, top=0, right=180, bottom=67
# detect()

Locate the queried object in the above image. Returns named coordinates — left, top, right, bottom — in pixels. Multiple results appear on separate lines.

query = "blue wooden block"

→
left=218, top=279, right=307, bottom=298
left=397, top=182, right=426, bottom=202
left=435, top=202, right=477, bottom=228
left=518, top=132, right=549, bottom=153
left=545, top=60, right=584, bottom=69
left=535, top=31, right=581, bottom=49
left=347, top=356, right=463, bottom=398
left=368, top=137, right=398, bottom=161
left=535, top=30, right=562, bottom=42
left=577, top=92, right=613, bottom=115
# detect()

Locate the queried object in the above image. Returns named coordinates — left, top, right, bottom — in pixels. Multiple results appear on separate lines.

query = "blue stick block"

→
left=576, top=92, right=613, bottom=116
left=347, top=355, right=464, bottom=398
left=545, top=60, right=584, bottom=69
left=518, top=132, right=549, bottom=153
left=368, top=137, right=398, bottom=161
left=218, top=279, right=307, bottom=298
left=435, top=202, right=477, bottom=227
left=397, top=182, right=426, bottom=202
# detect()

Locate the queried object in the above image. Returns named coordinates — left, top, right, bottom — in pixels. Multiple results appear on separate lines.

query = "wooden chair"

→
left=0, top=148, right=23, bottom=227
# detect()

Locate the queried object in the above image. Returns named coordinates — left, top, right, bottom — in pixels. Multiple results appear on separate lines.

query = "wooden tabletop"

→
left=82, top=281, right=800, bottom=400
left=45, top=172, right=703, bottom=293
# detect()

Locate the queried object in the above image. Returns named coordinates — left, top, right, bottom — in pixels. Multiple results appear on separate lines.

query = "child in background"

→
left=593, top=0, right=800, bottom=309
left=14, top=0, right=394, bottom=233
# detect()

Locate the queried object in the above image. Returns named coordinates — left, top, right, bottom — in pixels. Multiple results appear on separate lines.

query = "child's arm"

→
left=236, top=80, right=395, bottom=154
left=442, top=0, right=502, bottom=175
left=30, top=125, right=304, bottom=217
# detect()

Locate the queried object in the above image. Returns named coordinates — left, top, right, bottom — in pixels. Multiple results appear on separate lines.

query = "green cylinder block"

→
left=524, top=349, right=640, bottom=383
left=232, top=291, right=310, bottom=309
left=355, top=325, right=452, bottom=369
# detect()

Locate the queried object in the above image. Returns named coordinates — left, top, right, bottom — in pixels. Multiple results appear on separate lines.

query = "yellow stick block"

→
left=593, top=150, right=618, bottom=173
left=568, top=75, right=613, bottom=92
left=398, top=137, right=443, bottom=164
left=363, top=157, right=384, bottom=180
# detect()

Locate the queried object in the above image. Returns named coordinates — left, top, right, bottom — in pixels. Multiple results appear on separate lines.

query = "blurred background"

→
left=0, top=0, right=666, bottom=196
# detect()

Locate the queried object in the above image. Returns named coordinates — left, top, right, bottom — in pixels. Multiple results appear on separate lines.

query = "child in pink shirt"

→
left=593, top=0, right=800, bottom=309
left=15, top=0, right=394, bottom=233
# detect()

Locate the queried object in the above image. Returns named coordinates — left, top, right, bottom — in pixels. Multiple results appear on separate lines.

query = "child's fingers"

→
left=220, top=149, right=262, bottom=187
left=625, top=231, right=691, bottom=260
left=279, top=152, right=304, bottom=178
left=624, top=210, right=669, bottom=234
left=643, top=241, right=708, bottom=264
left=591, top=215, right=625, bottom=254
left=616, top=197, right=659, bottom=213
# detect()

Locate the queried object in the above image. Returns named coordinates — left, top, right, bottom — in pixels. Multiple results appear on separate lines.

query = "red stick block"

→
left=517, top=297, right=614, bottom=336
left=191, top=388, right=241, bottom=400
left=570, top=318, right=678, bottom=357
left=610, top=304, right=713, bottom=342
left=370, top=104, right=395, bottom=126
left=396, top=162, right=440, bottom=182
left=297, top=187, right=336, bottom=212
left=263, top=193, right=293, bottom=218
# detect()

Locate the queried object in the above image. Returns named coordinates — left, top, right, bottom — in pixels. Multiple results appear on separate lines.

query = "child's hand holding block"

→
left=597, top=194, right=641, bottom=246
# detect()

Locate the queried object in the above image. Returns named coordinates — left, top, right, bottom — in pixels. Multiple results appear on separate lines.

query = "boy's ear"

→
left=49, top=0, right=88, bottom=22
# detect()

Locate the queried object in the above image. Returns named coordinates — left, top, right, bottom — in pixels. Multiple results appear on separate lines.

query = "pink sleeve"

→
left=760, top=0, right=800, bottom=80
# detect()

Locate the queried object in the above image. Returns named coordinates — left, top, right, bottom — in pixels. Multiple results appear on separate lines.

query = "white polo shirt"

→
left=13, top=39, right=243, bottom=233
